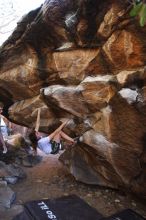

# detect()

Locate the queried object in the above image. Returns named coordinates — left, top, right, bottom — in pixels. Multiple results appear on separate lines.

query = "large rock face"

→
left=0, top=0, right=146, bottom=198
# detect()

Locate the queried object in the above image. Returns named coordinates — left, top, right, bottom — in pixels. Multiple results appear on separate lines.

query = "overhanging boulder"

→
left=0, top=0, right=146, bottom=198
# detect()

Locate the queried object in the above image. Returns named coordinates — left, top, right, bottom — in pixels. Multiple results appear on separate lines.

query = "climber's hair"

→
left=28, top=128, right=38, bottom=152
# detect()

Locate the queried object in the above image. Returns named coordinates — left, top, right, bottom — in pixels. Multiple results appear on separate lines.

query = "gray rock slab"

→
left=6, top=164, right=26, bottom=179
left=4, top=176, right=18, bottom=184
left=0, top=204, right=24, bottom=220
left=0, top=185, right=16, bottom=208
left=0, top=161, right=8, bottom=177
left=0, top=180, right=7, bottom=186
left=0, top=161, right=6, bottom=168
left=0, top=161, right=26, bottom=184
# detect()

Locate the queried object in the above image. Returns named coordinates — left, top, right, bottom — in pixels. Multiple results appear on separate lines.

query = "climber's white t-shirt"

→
left=38, top=136, right=52, bottom=154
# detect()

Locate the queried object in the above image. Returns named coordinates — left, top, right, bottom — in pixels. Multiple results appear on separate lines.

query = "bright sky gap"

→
left=0, top=0, right=44, bottom=45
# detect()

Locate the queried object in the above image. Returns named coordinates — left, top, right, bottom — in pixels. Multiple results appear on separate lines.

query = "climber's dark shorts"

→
left=50, top=141, right=60, bottom=154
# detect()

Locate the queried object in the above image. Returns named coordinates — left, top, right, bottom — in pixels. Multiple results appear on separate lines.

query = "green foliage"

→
left=139, top=3, right=146, bottom=26
left=130, top=1, right=146, bottom=27
left=130, top=2, right=143, bottom=16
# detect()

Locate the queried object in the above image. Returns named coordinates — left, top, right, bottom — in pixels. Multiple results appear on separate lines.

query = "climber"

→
left=28, top=119, right=76, bottom=155
left=0, top=103, right=11, bottom=153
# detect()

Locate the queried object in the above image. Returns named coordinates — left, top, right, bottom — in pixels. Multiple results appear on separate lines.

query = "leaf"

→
left=130, top=2, right=143, bottom=17
left=139, top=4, right=146, bottom=26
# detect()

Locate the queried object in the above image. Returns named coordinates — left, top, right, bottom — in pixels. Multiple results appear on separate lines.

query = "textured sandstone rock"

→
left=0, top=0, right=146, bottom=198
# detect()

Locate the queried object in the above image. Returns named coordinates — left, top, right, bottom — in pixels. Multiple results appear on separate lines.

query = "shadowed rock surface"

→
left=0, top=0, right=146, bottom=198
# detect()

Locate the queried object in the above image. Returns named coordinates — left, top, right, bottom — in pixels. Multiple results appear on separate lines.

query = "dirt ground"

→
left=1, top=150, right=146, bottom=220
